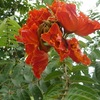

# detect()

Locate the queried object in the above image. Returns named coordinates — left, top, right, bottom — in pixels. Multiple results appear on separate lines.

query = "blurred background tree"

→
left=0, top=0, right=100, bottom=100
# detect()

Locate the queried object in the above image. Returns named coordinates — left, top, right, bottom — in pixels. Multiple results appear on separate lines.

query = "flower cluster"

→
left=15, top=0, right=100, bottom=78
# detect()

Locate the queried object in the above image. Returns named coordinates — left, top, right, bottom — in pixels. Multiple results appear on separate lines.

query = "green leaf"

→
left=28, top=84, right=43, bottom=100
left=44, top=71, right=63, bottom=81
left=66, top=84, right=99, bottom=100
left=0, top=37, right=7, bottom=46
left=90, top=50, right=99, bottom=61
left=44, top=83, right=63, bottom=99
left=70, top=75, right=95, bottom=84
left=11, top=61, right=24, bottom=78
left=0, top=0, right=5, bottom=7
left=95, top=62, right=100, bottom=83
left=0, top=60, right=14, bottom=75
left=0, top=74, right=7, bottom=83
left=17, top=89, right=31, bottom=100
left=92, top=49, right=100, bottom=60
left=79, top=40, right=87, bottom=47
left=23, top=66, right=33, bottom=83
left=0, top=60, right=11, bottom=66
left=46, top=58, right=61, bottom=74
left=84, top=36, right=92, bottom=41
left=39, top=80, right=49, bottom=93
left=70, top=84, right=99, bottom=95
left=0, top=17, right=20, bottom=46
left=65, top=60, right=73, bottom=70
left=7, top=18, right=21, bottom=29
left=35, top=5, right=46, bottom=9
left=71, top=65, right=88, bottom=72
left=66, top=89, right=97, bottom=100
left=0, top=19, right=7, bottom=33
left=43, top=0, right=53, bottom=4
left=11, top=75, right=24, bottom=87
left=0, top=86, right=9, bottom=95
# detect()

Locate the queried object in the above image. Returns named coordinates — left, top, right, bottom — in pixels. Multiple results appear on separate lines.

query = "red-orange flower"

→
left=27, top=8, right=51, bottom=26
left=15, top=8, right=51, bottom=79
left=15, top=0, right=97, bottom=79
left=54, top=1, right=100, bottom=36
left=41, top=23, right=70, bottom=61
left=67, top=38, right=91, bottom=65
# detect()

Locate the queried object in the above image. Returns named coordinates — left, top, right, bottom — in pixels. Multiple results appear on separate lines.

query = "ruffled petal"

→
left=27, top=8, right=51, bottom=26
left=26, top=49, right=48, bottom=79
left=54, top=1, right=100, bottom=36
left=15, top=23, right=39, bottom=45
left=56, top=3, right=78, bottom=32
left=42, top=23, right=69, bottom=61
left=67, top=38, right=91, bottom=65
left=75, top=12, right=100, bottom=36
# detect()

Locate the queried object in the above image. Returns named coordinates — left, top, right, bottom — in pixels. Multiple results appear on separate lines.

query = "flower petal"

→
left=49, top=0, right=65, bottom=13
left=42, top=23, right=69, bottom=61
left=15, top=23, right=39, bottom=45
left=26, top=49, right=48, bottom=79
left=27, top=8, right=51, bottom=26
left=56, top=3, right=78, bottom=32
left=81, top=54, right=91, bottom=65
left=41, top=23, right=62, bottom=48
left=67, top=38, right=91, bottom=65
left=55, top=1, right=100, bottom=36
left=25, top=44, right=37, bottom=54
left=75, top=12, right=100, bottom=36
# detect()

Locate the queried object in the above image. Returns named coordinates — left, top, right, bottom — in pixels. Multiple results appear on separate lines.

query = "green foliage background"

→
left=0, top=0, right=100, bottom=100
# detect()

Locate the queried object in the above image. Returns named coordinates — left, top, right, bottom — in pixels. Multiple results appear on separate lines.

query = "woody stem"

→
left=61, top=64, right=69, bottom=100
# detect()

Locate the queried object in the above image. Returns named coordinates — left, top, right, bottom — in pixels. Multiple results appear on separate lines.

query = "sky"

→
left=75, top=0, right=98, bottom=13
